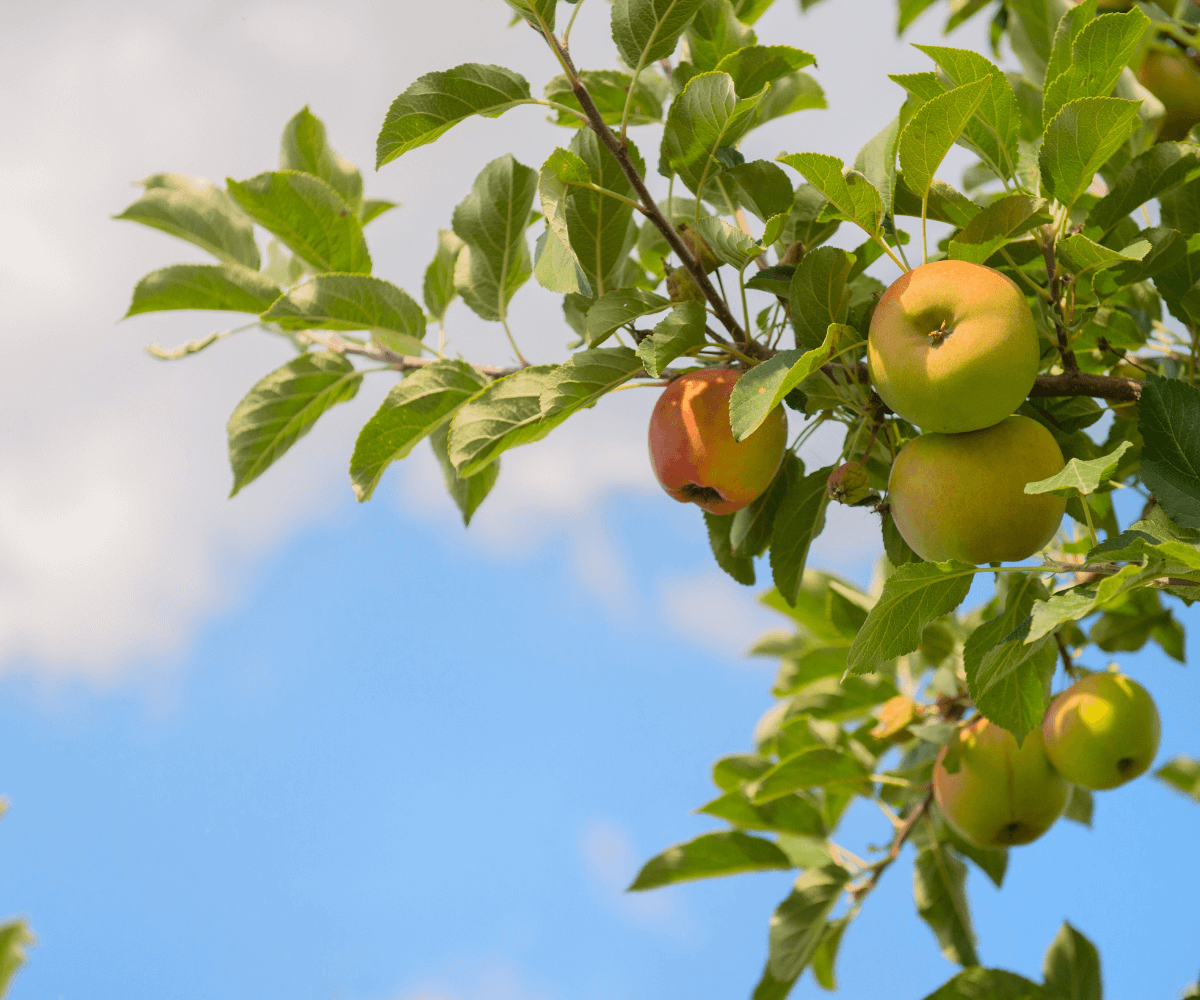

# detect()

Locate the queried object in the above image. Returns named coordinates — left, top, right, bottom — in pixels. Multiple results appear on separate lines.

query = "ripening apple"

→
left=1042, top=671, right=1162, bottom=790
left=934, top=717, right=1069, bottom=848
left=887, top=415, right=1067, bottom=563
left=648, top=368, right=787, bottom=515
left=1138, top=47, right=1200, bottom=142
left=868, top=260, right=1040, bottom=433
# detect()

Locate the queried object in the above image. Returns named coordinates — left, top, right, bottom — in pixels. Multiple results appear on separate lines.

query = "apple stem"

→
left=1054, top=632, right=1081, bottom=681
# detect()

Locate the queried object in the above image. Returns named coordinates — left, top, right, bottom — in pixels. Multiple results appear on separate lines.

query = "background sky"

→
left=0, top=1, right=1197, bottom=998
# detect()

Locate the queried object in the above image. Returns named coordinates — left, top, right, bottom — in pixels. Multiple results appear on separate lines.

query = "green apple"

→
left=887, top=415, right=1067, bottom=563
left=868, top=260, right=1040, bottom=433
left=1042, top=671, right=1162, bottom=790
left=1139, top=47, right=1200, bottom=142
left=934, top=717, right=1069, bottom=848
left=648, top=368, right=787, bottom=515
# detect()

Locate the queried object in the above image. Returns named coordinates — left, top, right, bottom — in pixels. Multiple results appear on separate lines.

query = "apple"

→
left=868, top=260, right=1040, bottom=433
left=1138, top=47, right=1200, bottom=142
left=666, top=265, right=705, bottom=303
left=648, top=368, right=787, bottom=515
left=934, top=717, right=1069, bottom=848
left=1042, top=671, right=1161, bottom=790
left=887, top=415, right=1067, bottom=563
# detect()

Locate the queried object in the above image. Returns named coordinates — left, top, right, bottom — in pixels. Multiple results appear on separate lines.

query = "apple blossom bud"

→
left=780, top=240, right=806, bottom=266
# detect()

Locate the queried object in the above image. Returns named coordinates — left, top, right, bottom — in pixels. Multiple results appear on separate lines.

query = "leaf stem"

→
left=500, top=315, right=529, bottom=367
left=921, top=193, right=929, bottom=265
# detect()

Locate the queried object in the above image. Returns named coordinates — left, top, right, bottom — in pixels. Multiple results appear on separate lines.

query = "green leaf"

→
left=713, top=753, right=774, bottom=790
left=115, top=173, right=260, bottom=269
left=349, top=360, right=489, bottom=501
left=922, top=968, right=1050, bottom=1000
left=1045, top=0, right=1097, bottom=95
left=789, top=248, right=855, bottom=350
left=228, top=351, right=362, bottom=495
left=1039, top=97, right=1141, bottom=211
left=811, top=917, right=849, bottom=992
left=376, top=64, right=533, bottom=166
left=1027, top=563, right=1165, bottom=642
left=854, top=117, right=903, bottom=226
left=125, top=263, right=279, bottom=316
left=720, top=159, right=794, bottom=222
left=777, top=152, right=882, bottom=237
left=770, top=463, right=833, bottom=605
left=846, top=562, right=975, bottom=674
left=535, top=147, right=594, bottom=297
left=539, top=346, right=644, bottom=418
left=962, top=573, right=1047, bottom=679
left=1139, top=374, right=1200, bottom=529
left=949, top=194, right=1051, bottom=264
left=262, top=274, right=427, bottom=355
left=1043, top=922, right=1103, bottom=1000
left=914, top=845, right=978, bottom=966
left=226, top=171, right=371, bottom=274
left=753, top=70, right=826, bottom=127
left=637, top=301, right=707, bottom=376
left=452, top=154, right=538, bottom=323
left=1087, top=141, right=1200, bottom=238
left=360, top=198, right=398, bottom=226
left=749, top=746, right=870, bottom=803
left=504, top=0, right=557, bottom=31
left=699, top=788, right=826, bottom=836
left=1056, top=234, right=1150, bottom=276
left=729, top=326, right=835, bottom=441
left=628, top=830, right=791, bottom=890
left=612, top=0, right=706, bottom=68
left=684, top=0, right=755, bottom=71
left=692, top=215, right=763, bottom=268
left=706, top=510, right=757, bottom=585
left=0, top=920, right=32, bottom=997
left=762, top=865, right=851, bottom=985
left=730, top=456, right=795, bottom=560
left=913, top=45, right=1020, bottom=181
left=429, top=422, right=498, bottom=526
left=1042, top=8, right=1148, bottom=130
left=586, top=288, right=671, bottom=347
left=1063, top=784, right=1094, bottom=827
left=898, top=78, right=990, bottom=201
left=970, top=618, right=1056, bottom=745
left=1156, top=755, right=1200, bottom=802
left=1025, top=441, right=1133, bottom=498
left=423, top=229, right=465, bottom=321
left=566, top=129, right=642, bottom=298
left=279, top=106, right=363, bottom=211
left=715, top=44, right=816, bottom=99
left=544, top=70, right=663, bottom=128
left=660, top=72, right=769, bottom=196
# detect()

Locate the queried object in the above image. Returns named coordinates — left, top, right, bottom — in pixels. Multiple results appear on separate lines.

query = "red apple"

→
left=648, top=369, right=787, bottom=515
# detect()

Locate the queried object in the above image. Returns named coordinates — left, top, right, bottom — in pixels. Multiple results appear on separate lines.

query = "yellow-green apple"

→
left=1042, top=671, right=1161, bottom=789
left=887, top=415, right=1066, bottom=563
left=934, top=717, right=1069, bottom=848
left=868, top=260, right=1040, bottom=433
left=666, top=265, right=705, bottom=303
left=1139, top=47, right=1200, bottom=142
left=648, top=369, right=787, bottom=514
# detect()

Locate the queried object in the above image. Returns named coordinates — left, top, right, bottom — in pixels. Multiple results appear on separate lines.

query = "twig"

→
left=849, top=792, right=932, bottom=902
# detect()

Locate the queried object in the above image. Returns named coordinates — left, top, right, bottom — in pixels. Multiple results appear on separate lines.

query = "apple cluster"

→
left=870, top=260, right=1066, bottom=564
left=931, top=670, right=1162, bottom=849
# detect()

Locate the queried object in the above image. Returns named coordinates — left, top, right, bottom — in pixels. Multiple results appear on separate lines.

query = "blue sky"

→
left=2, top=1, right=1199, bottom=998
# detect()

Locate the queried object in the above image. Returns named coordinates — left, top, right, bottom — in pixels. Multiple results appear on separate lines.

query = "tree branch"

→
left=850, top=791, right=932, bottom=902
left=539, top=36, right=753, bottom=353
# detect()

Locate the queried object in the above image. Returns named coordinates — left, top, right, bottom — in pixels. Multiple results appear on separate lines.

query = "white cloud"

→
left=579, top=817, right=684, bottom=934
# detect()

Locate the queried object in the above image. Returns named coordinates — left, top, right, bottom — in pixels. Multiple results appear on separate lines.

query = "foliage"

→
left=116, top=0, right=1200, bottom=996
